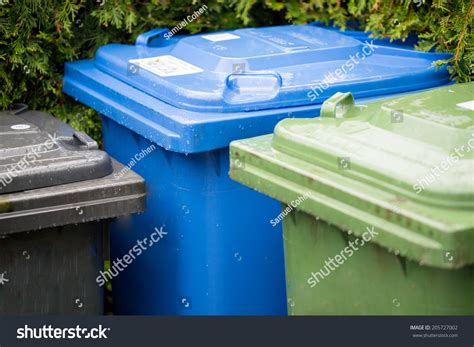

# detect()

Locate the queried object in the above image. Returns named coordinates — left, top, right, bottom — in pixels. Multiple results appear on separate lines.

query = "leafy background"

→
left=1, top=0, right=473, bottom=141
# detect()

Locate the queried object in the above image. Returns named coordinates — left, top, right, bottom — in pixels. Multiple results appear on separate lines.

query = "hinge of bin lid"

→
left=73, top=131, right=99, bottom=150
left=9, top=103, right=29, bottom=115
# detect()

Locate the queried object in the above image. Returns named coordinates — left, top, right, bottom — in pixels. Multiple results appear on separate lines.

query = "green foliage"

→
left=1, top=0, right=472, bottom=142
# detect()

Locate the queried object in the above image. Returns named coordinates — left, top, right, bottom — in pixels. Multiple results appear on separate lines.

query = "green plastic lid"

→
left=275, top=84, right=474, bottom=208
left=230, top=83, right=474, bottom=269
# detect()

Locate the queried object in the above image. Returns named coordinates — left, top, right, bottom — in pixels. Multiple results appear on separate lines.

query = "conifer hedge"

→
left=1, top=0, right=472, bottom=141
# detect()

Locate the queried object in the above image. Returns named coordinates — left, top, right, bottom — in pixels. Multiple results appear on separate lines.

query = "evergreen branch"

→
left=455, top=0, right=473, bottom=63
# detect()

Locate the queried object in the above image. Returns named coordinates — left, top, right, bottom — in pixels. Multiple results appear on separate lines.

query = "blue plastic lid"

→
left=93, top=25, right=449, bottom=113
left=64, top=24, right=451, bottom=153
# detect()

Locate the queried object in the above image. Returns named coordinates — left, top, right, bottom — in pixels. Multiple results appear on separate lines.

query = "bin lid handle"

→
left=223, top=72, right=282, bottom=104
left=73, top=131, right=99, bottom=150
left=320, top=92, right=355, bottom=118
left=135, top=28, right=171, bottom=47
left=9, top=103, right=29, bottom=115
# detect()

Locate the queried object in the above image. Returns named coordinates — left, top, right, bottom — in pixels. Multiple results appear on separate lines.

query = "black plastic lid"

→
left=0, top=105, right=113, bottom=194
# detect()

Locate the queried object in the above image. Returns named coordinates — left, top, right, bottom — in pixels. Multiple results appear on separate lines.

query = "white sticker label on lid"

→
left=128, top=55, right=203, bottom=77
left=201, top=33, right=240, bottom=42
left=456, top=100, right=474, bottom=111
left=11, top=124, right=31, bottom=130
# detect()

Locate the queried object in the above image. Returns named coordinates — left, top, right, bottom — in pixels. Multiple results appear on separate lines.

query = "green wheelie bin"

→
left=230, top=83, right=474, bottom=315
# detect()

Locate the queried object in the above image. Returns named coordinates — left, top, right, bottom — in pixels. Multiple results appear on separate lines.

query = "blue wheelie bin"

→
left=63, top=24, right=451, bottom=315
